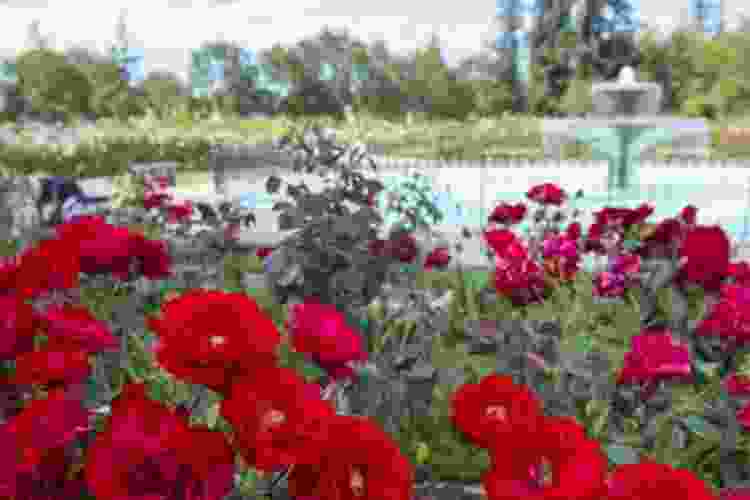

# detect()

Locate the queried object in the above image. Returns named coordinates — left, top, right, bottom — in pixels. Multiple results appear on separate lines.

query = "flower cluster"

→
left=452, top=373, right=718, bottom=500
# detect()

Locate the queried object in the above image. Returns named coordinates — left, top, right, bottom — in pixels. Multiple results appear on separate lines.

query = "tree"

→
left=141, top=71, right=187, bottom=119
left=15, top=49, right=93, bottom=122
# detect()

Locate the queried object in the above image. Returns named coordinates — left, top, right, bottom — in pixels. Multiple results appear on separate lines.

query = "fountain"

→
left=542, top=66, right=710, bottom=200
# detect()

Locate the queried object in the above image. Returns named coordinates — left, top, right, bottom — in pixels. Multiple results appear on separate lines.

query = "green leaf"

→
left=298, top=360, right=326, bottom=380
left=416, top=442, right=431, bottom=464
left=575, top=334, right=594, bottom=353
left=605, top=444, right=640, bottom=465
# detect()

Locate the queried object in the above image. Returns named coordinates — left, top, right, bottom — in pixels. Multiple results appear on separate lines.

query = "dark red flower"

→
left=724, top=374, right=750, bottom=396
left=12, top=347, right=91, bottom=387
left=14, top=237, right=81, bottom=297
left=5, top=388, right=90, bottom=473
left=143, top=191, right=172, bottom=210
left=728, top=262, right=750, bottom=286
left=606, top=459, right=716, bottom=500
left=86, top=383, right=234, bottom=500
left=0, top=296, right=36, bottom=360
left=595, top=203, right=654, bottom=228
left=721, top=487, right=750, bottom=500
left=129, top=233, right=172, bottom=280
left=387, top=232, right=419, bottom=263
left=166, top=201, right=193, bottom=223
left=287, top=301, right=367, bottom=381
left=256, top=247, right=274, bottom=259
left=148, top=290, right=281, bottom=393
left=680, top=205, right=698, bottom=225
left=489, top=202, right=527, bottom=225
left=678, top=225, right=730, bottom=292
left=483, top=417, right=608, bottom=500
left=617, top=329, right=693, bottom=396
left=368, top=238, right=387, bottom=258
left=424, top=247, right=451, bottom=270
left=526, top=183, right=566, bottom=206
left=450, top=374, right=543, bottom=449
left=483, top=228, right=518, bottom=255
left=288, top=415, right=414, bottom=500
left=220, top=366, right=337, bottom=471
left=565, top=222, right=582, bottom=240
left=39, top=304, right=118, bottom=354
left=57, top=216, right=139, bottom=279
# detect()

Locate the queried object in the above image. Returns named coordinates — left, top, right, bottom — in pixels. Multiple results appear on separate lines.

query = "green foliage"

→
left=77, top=59, right=146, bottom=120
left=15, top=48, right=93, bottom=121
left=141, top=76, right=186, bottom=120
left=559, top=76, right=593, bottom=116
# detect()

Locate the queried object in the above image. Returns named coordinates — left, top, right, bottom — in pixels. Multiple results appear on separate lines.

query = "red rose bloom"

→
left=424, top=247, right=451, bottom=270
left=148, top=290, right=281, bottom=393
left=617, top=329, right=693, bottom=398
left=12, top=347, right=91, bottom=387
left=728, top=262, right=750, bottom=286
left=14, top=237, right=81, bottom=297
left=5, top=388, right=90, bottom=472
left=86, top=383, right=234, bottom=500
left=39, top=304, right=118, bottom=354
left=483, top=417, right=608, bottom=500
left=256, top=247, right=274, bottom=259
left=220, top=366, right=337, bottom=471
left=679, top=225, right=730, bottom=292
left=450, top=374, right=543, bottom=449
left=526, top=183, right=566, bottom=205
left=387, top=232, right=418, bottom=263
left=489, top=202, right=527, bottom=225
left=680, top=205, right=698, bottom=225
left=0, top=296, right=36, bottom=360
left=288, top=416, right=414, bottom=500
left=595, top=203, right=654, bottom=228
left=287, top=300, right=367, bottom=381
left=483, top=228, right=518, bottom=255
left=166, top=201, right=193, bottom=223
left=565, top=222, right=582, bottom=240
left=606, top=460, right=716, bottom=500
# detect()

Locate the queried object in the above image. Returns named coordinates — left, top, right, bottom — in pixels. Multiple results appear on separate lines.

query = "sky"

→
left=0, top=0, right=748, bottom=84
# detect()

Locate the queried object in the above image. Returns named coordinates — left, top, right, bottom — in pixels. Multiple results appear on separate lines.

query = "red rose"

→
left=148, top=290, right=281, bottom=393
left=289, top=416, right=414, bottom=500
left=483, top=228, right=518, bottom=255
left=220, top=366, right=337, bottom=471
left=387, top=233, right=419, bottom=263
left=143, top=191, right=172, bottom=210
left=287, top=300, right=367, bottom=381
left=595, top=203, right=654, bottom=228
left=526, top=183, right=566, bottom=205
left=728, top=262, right=750, bottom=286
left=450, top=374, right=543, bottom=449
left=0, top=296, right=36, bottom=360
left=606, top=460, right=716, bottom=500
left=256, top=246, right=274, bottom=259
left=565, top=222, right=582, bottom=240
left=5, top=388, right=90, bottom=472
left=484, top=417, right=608, bottom=500
left=724, top=374, right=750, bottom=396
left=14, top=237, right=81, bottom=297
left=166, top=201, right=193, bottom=223
left=488, top=202, right=527, bottom=225
left=617, top=330, right=693, bottom=391
left=679, top=225, right=730, bottom=292
left=12, top=347, right=91, bottom=387
left=86, top=383, right=234, bottom=500
left=680, top=205, right=698, bottom=225
left=424, top=247, right=451, bottom=270
left=130, top=234, right=172, bottom=280
left=39, top=304, right=118, bottom=354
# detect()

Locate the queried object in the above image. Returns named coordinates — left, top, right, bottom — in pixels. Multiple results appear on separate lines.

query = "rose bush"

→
left=2, top=134, right=750, bottom=500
